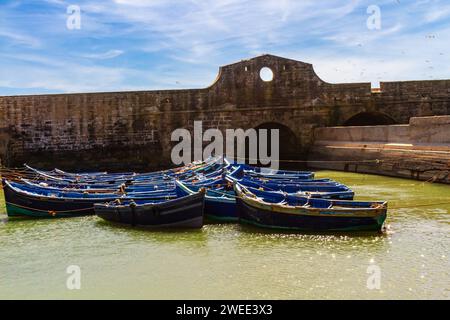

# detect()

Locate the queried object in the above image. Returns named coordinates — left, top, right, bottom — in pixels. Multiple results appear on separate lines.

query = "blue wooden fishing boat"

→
left=233, top=183, right=387, bottom=232
left=24, top=164, right=136, bottom=183
left=94, top=181, right=206, bottom=228
left=2, top=180, right=177, bottom=218
left=19, top=178, right=179, bottom=196
left=22, top=157, right=229, bottom=185
left=11, top=179, right=176, bottom=197
left=177, top=179, right=237, bottom=222
left=242, top=166, right=315, bottom=180
left=226, top=176, right=354, bottom=200
left=22, top=157, right=218, bottom=183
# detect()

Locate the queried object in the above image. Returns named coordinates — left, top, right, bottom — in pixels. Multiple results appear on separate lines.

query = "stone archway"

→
left=243, top=122, right=302, bottom=170
left=343, top=112, right=397, bottom=126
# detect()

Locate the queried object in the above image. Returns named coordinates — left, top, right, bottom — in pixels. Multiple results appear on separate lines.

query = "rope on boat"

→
left=0, top=160, right=217, bottom=179
left=1, top=162, right=449, bottom=215
left=210, top=188, right=450, bottom=209
left=3, top=200, right=94, bottom=216
left=389, top=201, right=450, bottom=209
left=232, top=156, right=383, bottom=164
left=199, top=187, right=450, bottom=209
left=204, top=185, right=312, bottom=200
left=2, top=197, right=450, bottom=217
left=1, top=187, right=450, bottom=218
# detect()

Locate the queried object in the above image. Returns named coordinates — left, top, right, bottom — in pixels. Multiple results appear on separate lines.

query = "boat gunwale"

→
left=3, top=180, right=177, bottom=202
left=95, top=184, right=205, bottom=210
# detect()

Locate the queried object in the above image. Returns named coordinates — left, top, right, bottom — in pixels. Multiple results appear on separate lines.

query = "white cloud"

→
left=283, top=23, right=450, bottom=86
left=0, top=30, right=41, bottom=48
left=81, top=49, right=124, bottom=59
left=0, top=51, right=214, bottom=93
left=424, top=5, right=450, bottom=23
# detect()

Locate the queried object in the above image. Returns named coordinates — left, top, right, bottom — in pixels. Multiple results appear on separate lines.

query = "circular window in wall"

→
left=259, top=67, right=274, bottom=82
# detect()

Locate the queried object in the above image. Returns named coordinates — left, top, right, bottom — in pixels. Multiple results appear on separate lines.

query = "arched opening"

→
left=343, top=112, right=397, bottom=126
left=243, top=122, right=303, bottom=170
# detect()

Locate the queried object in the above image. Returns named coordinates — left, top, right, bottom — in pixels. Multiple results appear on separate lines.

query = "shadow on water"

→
left=236, top=223, right=387, bottom=238
left=94, top=218, right=204, bottom=233
left=94, top=218, right=209, bottom=247
left=0, top=214, right=73, bottom=229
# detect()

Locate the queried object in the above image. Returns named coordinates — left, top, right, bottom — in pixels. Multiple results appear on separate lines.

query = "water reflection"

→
left=235, top=224, right=389, bottom=256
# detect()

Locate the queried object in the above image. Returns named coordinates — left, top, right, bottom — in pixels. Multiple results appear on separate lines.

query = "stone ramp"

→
left=308, top=116, right=450, bottom=184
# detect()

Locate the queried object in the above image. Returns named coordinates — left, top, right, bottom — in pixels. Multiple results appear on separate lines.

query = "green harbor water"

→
left=0, top=171, right=449, bottom=300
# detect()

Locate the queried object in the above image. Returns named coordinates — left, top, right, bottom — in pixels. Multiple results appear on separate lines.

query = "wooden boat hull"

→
left=176, top=180, right=238, bottom=222
left=3, top=182, right=101, bottom=218
left=94, top=191, right=205, bottom=228
left=236, top=197, right=386, bottom=231
left=2, top=180, right=176, bottom=218
left=204, top=197, right=237, bottom=222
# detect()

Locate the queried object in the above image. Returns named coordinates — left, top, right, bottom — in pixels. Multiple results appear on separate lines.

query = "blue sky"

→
left=0, top=0, right=449, bottom=95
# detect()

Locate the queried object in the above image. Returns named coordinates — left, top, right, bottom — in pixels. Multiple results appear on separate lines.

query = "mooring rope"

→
left=0, top=158, right=449, bottom=215
left=2, top=157, right=448, bottom=174
left=389, top=201, right=450, bottom=209
left=199, top=187, right=450, bottom=209
left=1, top=187, right=449, bottom=216
left=232, top=156, right=383, bottom=164
left=0, top=158, right=383, bottom=175
left=2, top=200, right=94, bottom=215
